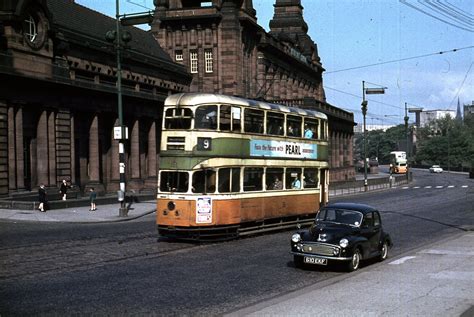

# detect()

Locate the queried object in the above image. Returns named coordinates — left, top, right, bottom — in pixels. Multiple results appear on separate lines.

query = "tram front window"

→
left=164, top=108, right=192, bottom=129
left=192, top=170, right=216, bottom=193
left=159, top=171, right=189, bottom=192
left=195, top=105, right=218, bottom=130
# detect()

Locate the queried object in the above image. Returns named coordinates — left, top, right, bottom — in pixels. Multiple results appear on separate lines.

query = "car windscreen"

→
left=316, top=208, right=363, bottom=227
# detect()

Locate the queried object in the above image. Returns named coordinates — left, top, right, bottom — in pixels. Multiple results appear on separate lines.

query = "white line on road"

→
left=447, top=185, right=455, bottom=188
left=414, top=186, right=420, bottom=189
left=425, top=186, right=432, bottom=188
left=389, top=256, right=417, bottom=265
left=436, top=186, right=443, bottom=189
left=462, top=185, right=469, bottom=188
left=402, top=187, right=410, bottom=189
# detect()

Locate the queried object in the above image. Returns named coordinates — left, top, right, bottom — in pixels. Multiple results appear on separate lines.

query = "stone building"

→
left=0, top=0, right=191, bottom=197
left=151, top=0, right=355, bottom=182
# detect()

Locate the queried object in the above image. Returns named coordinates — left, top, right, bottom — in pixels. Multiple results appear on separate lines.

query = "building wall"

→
left=151, top=0, right=355, bottom=182
left=0, top=0, right=191, bottom=197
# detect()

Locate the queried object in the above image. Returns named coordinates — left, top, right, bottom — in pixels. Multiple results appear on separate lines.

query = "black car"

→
left=291, top=202, right=392, bottom=271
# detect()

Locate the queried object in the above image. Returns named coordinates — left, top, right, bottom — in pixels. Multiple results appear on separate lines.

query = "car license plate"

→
left=304, top=256, right=327, bottom=265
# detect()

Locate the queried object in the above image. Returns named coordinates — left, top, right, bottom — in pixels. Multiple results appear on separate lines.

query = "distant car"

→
left=429, top=165, right=443, bottom=173
left=291, top=203, right=392, bottom=272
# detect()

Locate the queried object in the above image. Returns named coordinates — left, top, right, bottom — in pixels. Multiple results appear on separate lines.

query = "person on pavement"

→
left=89, top=187, right=97, bottom=211
left=38, top=184, right=47, bottom=212
left=59, top=179, right=69, bottom=201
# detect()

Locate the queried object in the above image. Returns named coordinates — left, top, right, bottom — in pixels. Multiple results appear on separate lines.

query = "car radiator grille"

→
left=302, top=243, right=340, bottom=256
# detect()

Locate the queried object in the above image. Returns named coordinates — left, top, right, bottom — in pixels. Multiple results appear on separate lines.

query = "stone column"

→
left=8, top=106, right=16, bottom=190
left=15, top=107, right=25, bottom=189
left=88, top=114, right=100, bottom=183
left=48, top=111, right=56, bottom=186
left=70, top=114, right=76, bottom=184
left=131, top=119, right=140, bottom=179
left=145, top=121, right=157, bottom=189
left=36, top=110, right=49, bottom=186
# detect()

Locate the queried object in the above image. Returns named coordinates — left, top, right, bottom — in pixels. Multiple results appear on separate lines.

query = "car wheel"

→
left=379, top=240, right=389, bottom=261
left=294, top=255, right=304, bottom=268
left=347, top=248, right=361, bottom=272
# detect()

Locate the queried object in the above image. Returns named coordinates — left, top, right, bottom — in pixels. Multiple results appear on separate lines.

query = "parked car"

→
left=291, top=202, right=392, bottom=272
left=429, top=165, right=443, bottom=173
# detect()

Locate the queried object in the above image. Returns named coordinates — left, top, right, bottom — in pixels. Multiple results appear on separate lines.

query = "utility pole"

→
left=361, top=81, right=386, bottom=191
left=106, top=0, right=152, bottom=216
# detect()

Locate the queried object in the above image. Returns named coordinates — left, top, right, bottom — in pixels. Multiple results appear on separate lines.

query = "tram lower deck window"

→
left=159, top=171, right=189, bottom=192
left=244, top=167, right=263, bottom=191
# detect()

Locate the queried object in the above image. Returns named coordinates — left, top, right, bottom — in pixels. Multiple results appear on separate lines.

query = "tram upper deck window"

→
left=219, top=105, right=241, bottom=132
left=287, top=115, right=302, bottom=137
left=304, top=118, right=319, bottom=139
left=218, top=168, right=240, bottom=193
left=244, top=109, right=264, bottom=134
left=320, top=121, right=326, bottom=139
left=159, top=171, right=189, bottom=192
left=267, top=112, right=284, bottom=136
left=195, top=105, right=218, bottom=130
left=164, top=108, right=192, bottom=129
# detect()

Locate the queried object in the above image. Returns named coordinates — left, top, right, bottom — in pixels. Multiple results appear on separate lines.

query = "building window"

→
left=205, top=49, right=213, bottom=73
left=175, top=50, right=183, bottom=61
left=190, top=50, right=198, bottom=73
left=24, top=15, right=38, bottom=42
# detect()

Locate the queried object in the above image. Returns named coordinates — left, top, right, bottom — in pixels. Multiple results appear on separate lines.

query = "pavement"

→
left=0, top=200, right=157, bottom=223
left=228, top=232, right=474, bottom=317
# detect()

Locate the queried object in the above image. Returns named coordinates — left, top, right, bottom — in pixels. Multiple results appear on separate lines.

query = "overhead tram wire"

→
left=428, top=1, right=474, bottom=26
left=325, top=46, right=474, bottom=74
left=324, top=86, right=403, bottom=110
left=417, top=1, right=474, bottom=30
left=447, top=62, right=474, bottom=110
left=400, top=0, right=474, bottom=32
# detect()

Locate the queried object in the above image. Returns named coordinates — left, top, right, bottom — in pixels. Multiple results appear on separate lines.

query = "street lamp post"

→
left=361, top=81, right=386, bottom=191
left=106, top=2, right=153, bottom=217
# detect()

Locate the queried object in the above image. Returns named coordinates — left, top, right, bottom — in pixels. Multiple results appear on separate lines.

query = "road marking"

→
left=402, top=187, right=410, bottom=189
left=462, top=185, right=468, bottom=188
left=425, top=186, right=432, bottom=188
left=413, top=186, right=420, bottom=189
left=447, top=185, right=455, bottom=188
left=389, top=256, right=416, bottom=265
left=436, top=186, right=444, bottom=189
left=419, top=249, right=474, bottom=256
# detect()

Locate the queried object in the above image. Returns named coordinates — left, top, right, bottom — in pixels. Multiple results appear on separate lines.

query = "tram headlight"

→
left=291, top=233, right=301, bottom=243
left=167, top=201, right=176, bottom=211
left=339, top=238, right=349, bottom=248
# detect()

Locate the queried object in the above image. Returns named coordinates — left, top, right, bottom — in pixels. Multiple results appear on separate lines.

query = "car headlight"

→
left=291, top=233, right=301, bottom=243
left=339, top=238, right=349, bottom=248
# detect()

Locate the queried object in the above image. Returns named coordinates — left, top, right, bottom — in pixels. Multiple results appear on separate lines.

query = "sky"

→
left=75, top=0, right=474, bottom=127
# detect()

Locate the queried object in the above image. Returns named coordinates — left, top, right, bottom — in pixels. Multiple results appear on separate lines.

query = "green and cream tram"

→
left=157, top=93, right=329, bottom=240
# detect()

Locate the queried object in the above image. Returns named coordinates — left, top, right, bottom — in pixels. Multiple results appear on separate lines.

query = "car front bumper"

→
left=291, top=251, right=352, bottom=261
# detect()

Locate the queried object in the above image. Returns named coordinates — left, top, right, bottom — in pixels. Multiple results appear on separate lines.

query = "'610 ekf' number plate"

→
left=304, top=256, right=328, bottom=265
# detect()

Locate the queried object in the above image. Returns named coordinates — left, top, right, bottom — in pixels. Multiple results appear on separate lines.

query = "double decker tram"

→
left=157, top=93, right=329, bottom=240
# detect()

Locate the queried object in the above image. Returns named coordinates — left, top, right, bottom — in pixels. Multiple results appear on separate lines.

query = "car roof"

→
left=323, top=202, right=377, bottom=214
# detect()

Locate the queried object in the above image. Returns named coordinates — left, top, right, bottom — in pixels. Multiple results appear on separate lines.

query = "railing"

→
left=329, top=174, right=410, bottom=197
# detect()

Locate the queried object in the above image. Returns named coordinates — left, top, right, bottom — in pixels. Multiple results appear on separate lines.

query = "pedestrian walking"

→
left=38, top=184, right=47, bottom=212
left=89, top=187, right=97, bottom=211
left=59, top=179, right=69, bottom=201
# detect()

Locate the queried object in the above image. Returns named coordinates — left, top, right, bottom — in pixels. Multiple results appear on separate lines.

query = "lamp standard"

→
left=105, top=0, right=153, bottom=217
left=361, top=81, right=386, bottom=191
